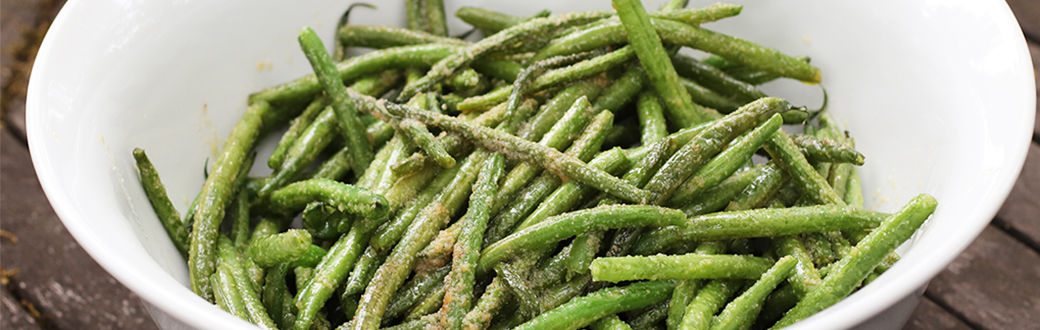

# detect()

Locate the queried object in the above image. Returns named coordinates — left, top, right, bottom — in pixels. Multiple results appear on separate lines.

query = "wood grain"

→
left=0, top=128, right=158, bottom=330
left=901, top=298, right=973, bottom=330
left=992, top=143, right=1040, bottom=251
left=925, top=225, right=1040, bottom=330
left=1008, top=0, right=1040, bottom=43
left=1, top=287, right=41, bottom=330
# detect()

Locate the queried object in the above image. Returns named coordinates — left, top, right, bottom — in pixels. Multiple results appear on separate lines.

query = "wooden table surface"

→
left=2, top=1, right=1038, bottom=329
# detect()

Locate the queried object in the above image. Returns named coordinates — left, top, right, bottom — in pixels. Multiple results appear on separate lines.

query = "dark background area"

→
left=2, top=0, right=1038, bottom=329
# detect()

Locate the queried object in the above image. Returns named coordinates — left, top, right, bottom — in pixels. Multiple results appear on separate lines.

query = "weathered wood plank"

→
left=0, top=128, right=158, bottom=330
left=992, top=143, right=1040, bottom=251
left=0, top=0, right=66, bottom=142
left=1029, top=41, right=1039, bottom=140
left=925, top=225, right=1040, bottom=330
left=901, top=298, right=973, bottom=330
left=1008, top=0, right=1040, bottom=43
left=1, top=287, right=42, bottom=330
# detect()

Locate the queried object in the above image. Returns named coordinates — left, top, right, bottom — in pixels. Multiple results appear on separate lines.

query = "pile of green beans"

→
left=131, top=1, right=938, bottom=330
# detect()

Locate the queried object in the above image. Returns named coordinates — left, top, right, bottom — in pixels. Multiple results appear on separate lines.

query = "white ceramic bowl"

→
left=26, top=0, right=1034, bottom=329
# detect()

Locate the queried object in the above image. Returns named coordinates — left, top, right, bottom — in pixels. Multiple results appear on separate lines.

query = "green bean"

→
left=405, top=283, right=446, bottom=321
left=592, top=63, right=648, bottom=113
left=763, top=130, right=845, bottom=206
left=462, top=277, right=511, bottom=330
left=372, top=164, right=459, bottom=251
left=723, top=161, right=787, bottom=212
left=591, top=315, right=633, bottom=330
left=490, top=96, right=594, bottom=220
left=519, top=148, right=632, bottom=233
left=455, top=7, right=549, bottom=35
left=267, top=179, right=389, bottom=221
left=636, top=92, right=669, bottom=145
left=590, top=254, right=772, bottom=282
left=289, top=244, right=328, bottom=268
left=471, top=58, right=524, bottom=82
left=459, top=47, right=630, bottom=112
left=345, top=247, right=385, bottom=295
left=771, top=194, right=938, bottom=328
left=405, top=0, right=428, bottom=32
left=258, top=107, right=340, bottom=199
left=441, top=153, right=506, bottom=330
left=670, top=53, right=766, bottom=105
left=478, top=205, right=685, bottom=275
left=251, top=44, right=460, bottom=105
left=614, top=0, right=709, bottom=128
left=532, top=5, right=744, bottom=62
left=790, top=134, right=865, bottom=165
left=132, top=148, right=190, bottom=257
left=312, top=147, right=353, bottom=181
left=708, top=256, right=795, bottom=330
left=423, top=0, right=447, bottom=36
left=513, top=280, right=674, bottom=330
left=772, top=236, right=821, bottom=298
left=661, top=21, right=821, bottom=83
left=677, top=279, right=741, bottom=330
left=351, top=150, right=489, bottom=330
left=677, top=165, right=760, bottom=217
left=227, top=189, right=252, bottom=250
left=211, top=268, right=249, bottom=321
left=627, top=301, right=668, bottom=330
left=269, top=96, right=328, bottom=170
left=679, top=78, right=743, bottom=113
left=374, top=99, right=651, bottom=204
left=294, top=221, right=376, bottom=330
left=218, top=236, right=277, bottom=329
left=597, top=138, right=679, bottom=259
left=845, top=167, right=864, bottom=209
left=399, top=11, right=613, bottom=100
left=450, top=68, right=482, bottom=91
left=189, top=100, right=272, bottom=301
left=385, top=265, right=451, bottom=322
left=504, top=52, right=599, bottom=129
left=262, top=264, right=292, bottom=329
left=390, top=96, right=521, bottom=175
left=398, top=118, right=456, bottom=168
left=644, top=97, right=792, bottom=204
left=246, top=229, right=312, bottom=268
left=664, top=242, right=727, bottom=330
left=633, top=205, right=890, bottom=255
left=300, top=27, right=375, bottom=177
left=484, top=110, right=614, bottom=247
left=520, top=82, right=604, bottom=142
left=668, top=113, right=782, bottom=205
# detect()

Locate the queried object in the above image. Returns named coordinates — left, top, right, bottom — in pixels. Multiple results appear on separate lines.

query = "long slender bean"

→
left=218, top=236, right=277, bottom=329
left=250, top=44, right=460, bottom=105
left=771, top=194, right=937, bottom=328
left=399, top=11, right=613, bottom=100
left=246, top=229, right=312, bottom=268
left=614, top=0, right=708, bottom=128
left=267, top=179, right=389, bottom=221
left=708, top=256, right=796, bottom=330
left=269, top=96, right=328, bottom=170
left=189, top=100, right=272, bottom=301
left=351, top=150, right=489, bottom=330
left=632, top=205, right=890, bottom=255
left=441, top=154, right=506, bottom=330
left=478, top=205, right=685, bottom=275
left=643, top=97, right=792, bottom=204
left=677, top=280, right=741, bottom=330
left=300, top=27, right=375, bottom=176
left=370, top=98, right=651, bottom=204
left=764, top=130, right=845, bottom=206
left=132, top=148, right=190, bottom=257
left=513, top=280, right=675, bottom=330
left=590, top=254, right=773, bottom=282
left=668, top=113, right=782, bottom=205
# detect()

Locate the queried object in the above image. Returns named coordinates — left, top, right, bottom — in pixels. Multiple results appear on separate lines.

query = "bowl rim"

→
left=24, top=0, right=1036, bottom=329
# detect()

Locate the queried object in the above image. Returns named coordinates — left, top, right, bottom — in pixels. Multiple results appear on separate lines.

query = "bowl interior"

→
left=26, top=0, right=1034, bottom=329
